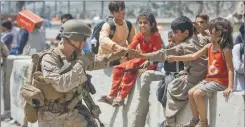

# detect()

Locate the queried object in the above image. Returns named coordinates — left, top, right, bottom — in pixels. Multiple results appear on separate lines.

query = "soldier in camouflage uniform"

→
left=38, top=19, right=127, bottom=127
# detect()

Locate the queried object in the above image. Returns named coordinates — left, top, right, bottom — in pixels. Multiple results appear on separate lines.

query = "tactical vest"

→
left=21, top=47, right=79, bottom=123
left=33, top=47, right=79, bottom=103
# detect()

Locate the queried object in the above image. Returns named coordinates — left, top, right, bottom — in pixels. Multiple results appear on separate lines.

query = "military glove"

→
left=106, top=49, right=127, bottom=61
left=76, top=52, right=95, bottom=69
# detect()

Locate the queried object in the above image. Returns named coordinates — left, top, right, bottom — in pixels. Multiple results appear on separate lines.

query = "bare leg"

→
left=193, top=89, right=207, bottom=121
left=188, top=87, right=199, bottom=119
left=182, top=87, right=200, bottom=127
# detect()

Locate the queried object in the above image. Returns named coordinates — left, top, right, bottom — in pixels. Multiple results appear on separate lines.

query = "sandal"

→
left=195, top=120, right=208, bottom=127
left=112, top=97, right=124, bottom=107
left=98, top=95, right=114, bottom=105
left=180, top=118, right=199, bottom=127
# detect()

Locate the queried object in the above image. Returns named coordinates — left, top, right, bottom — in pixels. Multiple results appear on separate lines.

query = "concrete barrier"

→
left=176, top=92, right=245, bottom=127
left=8, top=59, right=245, bottom=127
left=3, top=55, right=30, bottom=112
left=10, top=59, right=32, bottom=126
left=87, top=68, right=165, bottom=127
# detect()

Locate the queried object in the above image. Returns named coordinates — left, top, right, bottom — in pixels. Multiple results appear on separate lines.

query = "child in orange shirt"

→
left=100, top=12, right=163, bottom=107
left=167, top=17, right=234, bottom=127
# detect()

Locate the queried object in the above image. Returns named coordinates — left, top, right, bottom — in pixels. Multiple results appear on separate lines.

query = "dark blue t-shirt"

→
left=1, top=31, right=13, bottom=50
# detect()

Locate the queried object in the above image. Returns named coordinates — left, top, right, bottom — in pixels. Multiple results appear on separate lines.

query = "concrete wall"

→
left=89, top=68, right=245, bottom=127
left=7, top=58, right=245, bottom=127
left=3, top=55, right=30, bottom=111
left=176, top=92, right=245, bottom=127
left=88, top=68, right=165, bottom=127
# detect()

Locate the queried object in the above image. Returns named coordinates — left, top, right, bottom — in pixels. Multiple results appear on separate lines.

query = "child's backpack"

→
left=91, top=16, right=132, bottom=54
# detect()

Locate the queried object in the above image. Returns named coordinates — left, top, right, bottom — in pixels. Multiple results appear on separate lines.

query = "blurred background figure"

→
left=82, top=23, right=92, bottom=54
left=1, top=20, right=13, bottom=50
left=235, top=23, right=244, bottom=45
left=21, top=22, right=45, bottom=55
left=16, top=27, right=29, bottom=55
left=52, top=13, right=74, bottom=46
left=226, top=1, right=244, bottom=24
left=10, top=20, right=20, bottom=49
left=232, top=23, right=244, bottom=92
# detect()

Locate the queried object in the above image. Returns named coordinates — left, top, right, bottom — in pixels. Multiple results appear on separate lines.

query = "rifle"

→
left=122, top=61, right=159, bottom=73
left=81, top=74, right=104, bottom=127
left=123, top=66, right=144, bottom=72
left=59, top=62, right=104, bottom=127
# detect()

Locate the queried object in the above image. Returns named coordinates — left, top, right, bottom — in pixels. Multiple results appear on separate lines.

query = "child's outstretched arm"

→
left=223, top=48, right=234, bottom=97
left=167, top=44, right=209, bottom=62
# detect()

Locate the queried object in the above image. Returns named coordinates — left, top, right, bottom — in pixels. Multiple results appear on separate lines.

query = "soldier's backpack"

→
left=21, top=85, right=44, bottom=123
left=20, top=49, right=64, bottom=123
left=91, top=16, right=132, bottom=54
left=20, top=52, right=48, bottom=123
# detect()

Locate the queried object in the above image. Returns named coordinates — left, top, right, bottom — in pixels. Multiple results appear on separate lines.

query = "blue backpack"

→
left=91, top=16, right=132, bottom=54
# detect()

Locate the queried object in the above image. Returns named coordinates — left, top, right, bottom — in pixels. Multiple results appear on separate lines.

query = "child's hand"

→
left=167, top=55, right=176, bottom=62
left=223, top=88, right=233, bottom=97
left=127, top=49, right=141, bottom=59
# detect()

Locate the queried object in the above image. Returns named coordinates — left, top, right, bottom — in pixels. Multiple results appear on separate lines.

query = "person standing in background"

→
left=1, top=20, right=13, bottom=50
left=49, top=14, right=74, bottom=46
left=22, top=22, right=46, bottom=55
left=82, top=23, right=92, bottom=54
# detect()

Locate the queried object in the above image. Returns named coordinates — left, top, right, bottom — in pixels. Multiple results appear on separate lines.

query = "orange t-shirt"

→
left=128, top=32, right=162, bottom=53
left=205, top=44, right=228, bottom=87
left=128, top=32, right=163, bottom=70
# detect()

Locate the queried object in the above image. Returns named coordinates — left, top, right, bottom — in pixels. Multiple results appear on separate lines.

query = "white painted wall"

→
left=176, top=92, right=245, bottom=127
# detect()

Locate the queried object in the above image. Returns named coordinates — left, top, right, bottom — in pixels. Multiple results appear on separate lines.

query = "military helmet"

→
left=61, top=19, right=91, bottom=42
